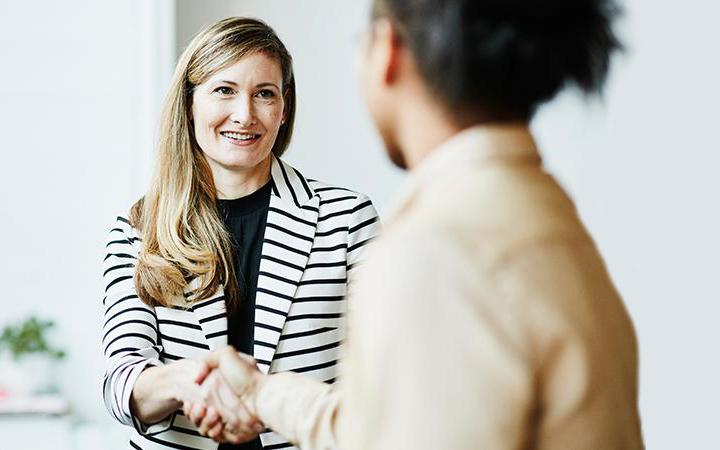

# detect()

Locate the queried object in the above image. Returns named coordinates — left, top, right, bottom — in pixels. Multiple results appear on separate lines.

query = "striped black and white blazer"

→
left=102, top=156, right=380, bottom=450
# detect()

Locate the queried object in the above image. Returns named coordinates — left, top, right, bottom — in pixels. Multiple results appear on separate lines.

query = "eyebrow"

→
left=215, top=80, right=280, bottom=90
left=256, top=82, right=281, bottom=90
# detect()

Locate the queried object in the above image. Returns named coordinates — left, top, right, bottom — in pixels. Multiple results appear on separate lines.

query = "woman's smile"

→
left=220, top=130, right=263, bottom=147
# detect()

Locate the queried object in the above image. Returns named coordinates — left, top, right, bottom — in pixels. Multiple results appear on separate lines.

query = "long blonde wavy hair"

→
left=130, top=17, right=296, bottom=310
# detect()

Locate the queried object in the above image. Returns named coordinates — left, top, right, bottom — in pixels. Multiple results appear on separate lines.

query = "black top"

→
left=216, top=181, right=271, bottom=450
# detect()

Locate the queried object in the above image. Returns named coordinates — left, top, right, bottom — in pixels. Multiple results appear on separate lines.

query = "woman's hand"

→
left=130, top=358, right=210, bottom=425
left=184, top=369, right=264, bottom=443
left=184, top=347, right=265, bottom=443
left=206, top=346, right=266, bottom=402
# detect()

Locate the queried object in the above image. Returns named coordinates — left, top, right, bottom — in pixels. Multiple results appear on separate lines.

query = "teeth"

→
left=222, top=132, right=258, bottom=141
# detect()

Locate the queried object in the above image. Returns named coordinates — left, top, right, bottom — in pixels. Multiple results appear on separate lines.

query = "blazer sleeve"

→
left=252, top=371, right=344, bottom=450
left=101, top=216, right=174, bottom=435
left=345, top=194, right=380, bottom=286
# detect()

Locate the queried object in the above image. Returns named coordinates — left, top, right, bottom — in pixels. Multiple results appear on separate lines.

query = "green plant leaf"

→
left=0, top=316, right=67, bottom=361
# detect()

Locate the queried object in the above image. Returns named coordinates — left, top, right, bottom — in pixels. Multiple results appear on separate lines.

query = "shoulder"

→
left=372, top=222, right=469, bottom=265
left=307, top=179, right=377, bottom=218
left=105, top=211, right=142, bottom=255
left=358, top=220, right=517, bottom=311
left=275, top=158, right=377, bottom=218
left=308, top=179, right=370, bottom=204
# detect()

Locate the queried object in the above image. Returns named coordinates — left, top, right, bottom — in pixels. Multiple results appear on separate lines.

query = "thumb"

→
left=237, top=352, right=259, bottom=367
left=203, top=345, right=236, bottom=369
left=218, top=349, right=256, bottom=396
left=193, top=359, right=211, bottom=384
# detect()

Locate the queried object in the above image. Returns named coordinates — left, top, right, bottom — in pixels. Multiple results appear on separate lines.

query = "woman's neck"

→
left=213, top=156, right=272, bottom=200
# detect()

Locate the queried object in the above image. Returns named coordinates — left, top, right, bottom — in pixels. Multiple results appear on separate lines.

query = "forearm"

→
left=249, top=372, right=342, bottom=450
left=130, top=365, right=182, bottom=424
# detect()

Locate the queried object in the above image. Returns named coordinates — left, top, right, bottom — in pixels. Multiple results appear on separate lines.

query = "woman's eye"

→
left=256, top=89, right=275, bottom=99
left=213, top=86, right=234, bottom=96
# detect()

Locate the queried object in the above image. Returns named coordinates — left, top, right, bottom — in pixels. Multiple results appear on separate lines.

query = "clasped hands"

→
left=184, top=346, right=266, bottom=444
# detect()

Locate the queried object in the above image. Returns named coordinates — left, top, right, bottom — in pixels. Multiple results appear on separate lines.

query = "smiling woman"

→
left=192, top=53, right=285, bottom=184
left=100, top=17, right=379, bottom=450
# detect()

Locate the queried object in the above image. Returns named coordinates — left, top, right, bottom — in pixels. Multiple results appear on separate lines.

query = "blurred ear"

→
left=369, top=18, right=403, bottom=87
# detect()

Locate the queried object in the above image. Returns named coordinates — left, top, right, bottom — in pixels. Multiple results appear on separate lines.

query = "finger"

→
left=214, top=374, right=259, bottom=432
left=194, top=360, right=211, bottom=384
left=189, top=403, right=206, bottom=427
left=207, top=421, right=224, bottom=441
left=203, top=368, right=263, bottom=439
left=193, top=398, right=218, bottom=438
left=236, top=352, right=257, bottom=366
left=218, top=351, right=256, bottom=396
left=203, top=351, right=220, bottom=370
left=198, top=405, right=222, bottom=436
left=205, top=345, right=236, bottom=369
left=221, top=427, right=260, bottom=445
left=182, top=401, right=193, bottom=417
left=202, top=372, right=242, bottom=431
left=227, top=397, right=263, bottom=437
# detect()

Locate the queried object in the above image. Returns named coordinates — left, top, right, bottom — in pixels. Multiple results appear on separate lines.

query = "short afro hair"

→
left=373, top=0, right=622, bottom=121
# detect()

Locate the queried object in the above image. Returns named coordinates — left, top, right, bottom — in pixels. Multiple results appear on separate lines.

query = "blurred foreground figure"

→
left=192, top=1, right=645, bottom=449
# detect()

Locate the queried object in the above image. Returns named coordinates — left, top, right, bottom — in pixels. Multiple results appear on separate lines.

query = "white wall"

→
left=175, top=1, right=720, bottom=449
left=0, top=0, right=175, bottom=442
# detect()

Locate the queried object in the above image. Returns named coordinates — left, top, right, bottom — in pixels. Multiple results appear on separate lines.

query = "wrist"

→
left=162, top=363, right=188, bottom=407
left=131, top=364, right=182, bottom=424
left=243, top=371, right=267, bottom=416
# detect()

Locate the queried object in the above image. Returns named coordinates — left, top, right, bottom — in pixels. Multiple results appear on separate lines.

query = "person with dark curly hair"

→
left=185, top=1, right=645, bottom=449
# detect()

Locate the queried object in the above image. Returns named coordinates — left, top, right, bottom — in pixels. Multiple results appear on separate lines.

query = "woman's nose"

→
left=229, top=95, right=257, bottom=126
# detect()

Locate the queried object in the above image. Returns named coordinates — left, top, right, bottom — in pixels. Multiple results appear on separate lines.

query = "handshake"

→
left=184, top=346, right=267, bottom=444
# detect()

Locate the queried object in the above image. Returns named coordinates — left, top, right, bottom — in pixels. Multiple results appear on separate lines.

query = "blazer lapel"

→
left=253, top=156, right=319, bottom=373
left=185, top=279, right=228, bottom=352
